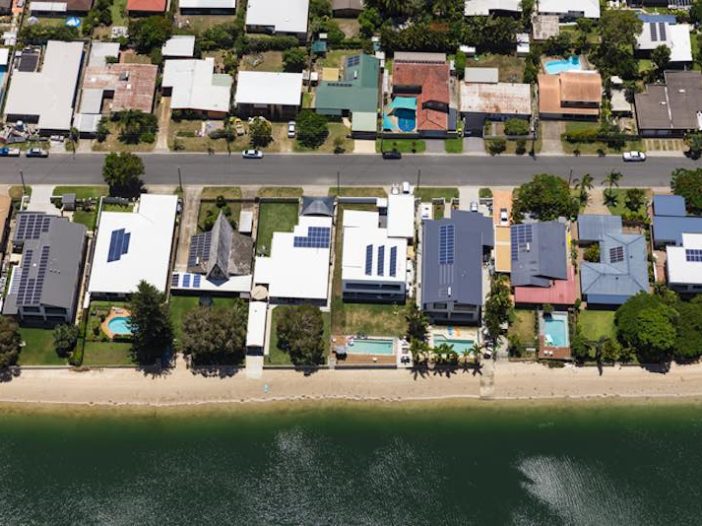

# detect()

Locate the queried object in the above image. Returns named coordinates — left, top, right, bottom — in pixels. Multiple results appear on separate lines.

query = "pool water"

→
left=543, top=314, right=569, bottom=347
left=433, top=335, right=475, bottom=355
left=346, top=339, right=394, bottom=355
left=544, top=56, right=581, bottom=75
left=108, top=316, right=132, bottom=336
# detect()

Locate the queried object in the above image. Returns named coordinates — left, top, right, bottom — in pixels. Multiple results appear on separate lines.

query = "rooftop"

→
left=80, top=63, right=158, bottom=113
left=179, top=0, right=236, bottom=8
left=460, top=82, right=531, bottom=115
left=246, top=301, right=267, bottom=348
left=538, top=71, right=601, bottom=117
left=464, top=67, right=499, bottom=84
left=162, top=58, right=232, bottom=113
left=87, top=41, right=120, bottom=67
left=667, top=233, right=702, bottom=286
left=532, top=15, right=559, bottom=41
left=187, top=212, right=253, bottom=280
left=637, top=19, right=692, bottom=63
left=245, top=0, right=309, bottom=34
left=234, top=71, right=302, bottom=107
left=635, top=71, right=702, bottom=132
left=386, top=193, right=415, bottom=239
left=30, top=0, right=93, bottom=11
left=161, top=35, right=195, bottom=58
left=653, top=194, right=687, bottom=216
left=315, top=54, right=380, bottom=115
left=127, top=0, right=166, bottom=11
left=538, top=0, right=600, bottom=18
left=577, top=214, right=623, bottom=243
left=464, top=0, right=520, bottom=16
left=510, top=222, right=568, bottom=287
left=514, top=263, right=578, bottom=305
left=392, top=57, right=450, bottom=132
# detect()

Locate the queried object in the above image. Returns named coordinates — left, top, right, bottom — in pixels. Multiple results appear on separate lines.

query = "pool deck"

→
left=101, top=307, right=132, bottom=340
left=538, top=313, right=571, bottom=360
left=331, top=335, right=405, bottom=367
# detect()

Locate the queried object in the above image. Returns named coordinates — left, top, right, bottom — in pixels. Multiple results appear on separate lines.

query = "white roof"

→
left=538, top=0, right=599, bottom=18
left=637, top=23, right=692, bottom=63
left=254, top=215, right=332, bottom=301
left=387, top=194, right=415, bottom=239
left=4, top=41, right=83, bottom=131
left=0, top=48, right=9, bottom=65
left=72, top=112, right=103, bottom=133
left=464, top=67, right=499, bottom=84
left=161, top=35, right=195, bottom=58
left=246, top=302, right=267, bottom=347
left=235, top=71, right=303, bottom=107
left=460, top=82, right=532, bottom=115
left=30, top=1, right=66, bottom=11
left=342, top=210, right=407, bottom=284
left=170, top=272, right=252, bottom=293
left=246, top=0, right=309, bottom=34
left=88, top=41, right=120, bottom=67
left=239, top=210, right=254, bottom=233
left=464, top=0, right=520, bottom=16
left=180, top=0, right=235, bottom=7
left=666, top=233, right=702, bottom=286
left=162, top=58, right=232, bottom=113
left=88, top=194, right=178, bottom=296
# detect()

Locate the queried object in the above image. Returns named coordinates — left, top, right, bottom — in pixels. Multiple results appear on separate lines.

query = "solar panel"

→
left=15, top=213, right=53, bottom=242
left=650, top=22, right=658, bottom=42
left=511, top=224, right=533, bottom=261
left=171, top=273, right=180, bottom=287
left=107, top=229, right=131, bottom=262
left=439, top=224, right=455, bottom=265
left=609, top=246, right=625, bottom=264
left=193, top=275, right=201, bottom=288
left=377, top=246, right=385, bottom=276
left=686, top=249, right=702, bottom=262
left=389, top=246, right=397, bottom=277
left=182, top=274, right=190, bottom=288
left=293, top=226, right=331, bottom=248
left=347, top=55, right=360, bottom=67
left=658, top=22, right=666, bottom=41
left=365, top=244, right=373, bottom=275
left=188, top=231, right=212, bottom=268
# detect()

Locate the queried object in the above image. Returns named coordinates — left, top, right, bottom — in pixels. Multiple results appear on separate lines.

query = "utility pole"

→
left=177, top=166, right=183, bottom=193
left=19, top=170, right=26, bottom=195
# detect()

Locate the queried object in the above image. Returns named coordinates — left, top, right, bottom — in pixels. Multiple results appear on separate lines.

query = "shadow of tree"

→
left=0, top=367, right=21, bottom=383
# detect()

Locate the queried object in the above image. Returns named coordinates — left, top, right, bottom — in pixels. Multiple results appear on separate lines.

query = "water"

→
left=107, top=316, right=131, bottom=335
left=433, top=334, right=475, bottom=354
left=544, top=56, right=582, bottom=75
left=0, top=404, right=701, bottom=524
left=347, top=338, right=395, bottom=355
left=543, top=313, right=569, bottom=347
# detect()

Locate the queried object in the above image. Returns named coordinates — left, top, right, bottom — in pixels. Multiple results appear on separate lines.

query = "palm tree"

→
left=577, top=173, right=594, bottom=206
left=470, top=342, right=483, bottom=364
left=602, top=171, right=622, bottom=206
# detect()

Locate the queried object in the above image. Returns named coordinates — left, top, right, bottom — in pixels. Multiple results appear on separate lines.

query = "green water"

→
left=1, top=404, right=701, bottom=525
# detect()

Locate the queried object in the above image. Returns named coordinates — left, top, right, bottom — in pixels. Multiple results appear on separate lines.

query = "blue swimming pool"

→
left=542, top=313, right=569, bottom=347
left=346, top=338, right=395, bottom=355
left=544, top=56, right=581, bottom=75
left=108, top=316, right=132, bottom=336
left=433, top=335, right=475, bottom=355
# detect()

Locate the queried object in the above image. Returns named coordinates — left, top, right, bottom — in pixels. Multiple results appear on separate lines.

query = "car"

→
left=622, top=151, right=646, bottom=162
left=470, top=201, right=479, bottom=213
left=500, top=208, right=509, bottom=224
left=382, top=150, right=402, bottom=160
left=26, top=148, right=48, bottom=158
left=0, top=147, right=20, bottom=157
left=287, top=121, right=296, bottom=138
left=241, top=149, right=263, bottom=159
left=402, top=181, right=411, bottom=194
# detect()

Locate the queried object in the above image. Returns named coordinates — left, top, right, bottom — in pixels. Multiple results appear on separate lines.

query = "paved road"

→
left=3, top=153, right=697, bottom=187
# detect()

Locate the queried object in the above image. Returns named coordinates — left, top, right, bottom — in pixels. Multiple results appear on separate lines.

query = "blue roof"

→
left=577, top=215, right=622, bottom=244
left=653, top=216, right=702, bottom=246
left=638, top=13, right=677, bottom=24
left=653, top=194, right=686, bottom=217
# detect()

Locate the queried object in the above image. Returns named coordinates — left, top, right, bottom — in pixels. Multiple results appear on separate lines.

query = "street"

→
left=2, top=153, right=697, bottom=187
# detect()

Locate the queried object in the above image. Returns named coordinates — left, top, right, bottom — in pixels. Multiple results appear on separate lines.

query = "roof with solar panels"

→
left=666, top=233, right=702, bottom=287
left=87, top=194, right=178, bottom=297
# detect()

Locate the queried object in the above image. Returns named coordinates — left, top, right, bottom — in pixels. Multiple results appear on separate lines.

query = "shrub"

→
left=504, top=118, right=530, bottom=137
left=583, top=244, right=600, bottom=262
left=479, top=187, right=493, bottom=198
left=487, top=139, right=506, bottom=156
left=296, top=110, right=329, bottom=149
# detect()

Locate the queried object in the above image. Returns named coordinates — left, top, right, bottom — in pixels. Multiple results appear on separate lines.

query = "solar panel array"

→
left=510, top=224, right=533, bottom=261
left=389, top=246, right=398, bottom=277
left=15, top=213, right=52, bottom=242
left=107, top=228, right=131, bottom=263
left=365, top=245, right=373, bottom=275
left=16, top=245, right=51, bottom=306
left=377, top=246, right=385, bottom=276
left=188, top=231, right=212, bottom=268
left=171, top=273, right=204, bottom=289
left=609, top=246, right=625, bottom=264
left=439, top=224, right=455, bottom=265
left=346, top=55, right=360, bottom=68
left=171, top=273, right=180, bottom=287
left=686, top=249, right=702, bottom=262
left=293, top=226, right=331, bottom=249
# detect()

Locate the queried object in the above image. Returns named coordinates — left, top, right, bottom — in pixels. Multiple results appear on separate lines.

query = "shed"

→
left=246, top=301, right=268, bottom=348
left=464, top=67, right=499, bottom=84
left=238, top=210, right=253, bottom=234
left=62, top=193, right=76, bottom=212
left=577, top=214, right=622, bottom=244
left=653, top=194, right=686, bottom=217
left=301, top=196, right=335, bottom=217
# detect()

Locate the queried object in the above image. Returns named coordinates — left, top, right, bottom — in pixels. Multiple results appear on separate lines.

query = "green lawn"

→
left=198, top=201, right=241, bottom=232
left=328, top=187, right=387, bottom=197
left=72, top=209, right=98, bottom=230
left=445, top=138, right=463, bottom=153
left=414, top=187, right=459, bottom=202
left=102, top=202, right=133, bottom=213
left=110, top=0, right=127, bottom=26
left=256, top=202, right=299, bottom=256
left=201, top=186, right=242, bottom=200
left=18, top=328, right=65, bottom=366
left=376, top=139, right=426, bottom=153
left=82, top=341, right=134, bottom=366
left=605, top=188, right=649, bottom=216
left=508, top=309, right=537, bottom=347
left=318, top=49, right=363, bottom=68
left=578, top=310, right=616, bottom=341
left=258, top=187, right=304, bottom=198
left=267, top=308, right=330, bottom=365
left=293, top=122, right=353, bottom=154
left=54, top=185, right=108, bottom=199
left=562, top=121, right=644, bottom=155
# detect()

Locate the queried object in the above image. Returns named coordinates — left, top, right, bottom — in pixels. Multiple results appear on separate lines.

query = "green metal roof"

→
left=314, top=54, right=380, bottom=115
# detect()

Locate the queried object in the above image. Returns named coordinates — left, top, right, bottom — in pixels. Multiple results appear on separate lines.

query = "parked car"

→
left=241, top=149, right=263, bottom=159
left=26, top=148, right=48, bottom=158
left=402, top=181, right=411, bottom=194
left=382, top=150, right=402, bottom=160
left=622, top=151, right=646, bottom=162
left=470, top=201, right=479, bottom=213
left=0, top=147, right=21, bottom=157
left=500, top=208, right=509, bottom=224
left=287, top=121, right=296, bottom=139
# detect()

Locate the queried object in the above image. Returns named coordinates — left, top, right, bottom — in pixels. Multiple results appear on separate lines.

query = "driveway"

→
left=463, top=137, right=485, bottom=154
left=540, top=121, right=564, bottom=155
left=424, top=139, right=445, bottom=154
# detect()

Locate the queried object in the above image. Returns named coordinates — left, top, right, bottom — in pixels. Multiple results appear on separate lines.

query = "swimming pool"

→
left=346, top=338, right=395, bottom=355
left=542, top=313, right=569, bottom=347
left=108, top=316, right=132, bottom=336
left=544, top=56, right=581, bottom=75
left=433, top=335, right=475, bottom=355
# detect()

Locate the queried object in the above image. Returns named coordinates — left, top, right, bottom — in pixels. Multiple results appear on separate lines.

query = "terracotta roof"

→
left=392, top=60, right=449, bottom=132
left=127, top=0, right=166, bottom=11
left=82, top=63, right=158, bottom=113
left=513, top=264, right=578, bottom=305
left=560, top=71, right=601, bottom=104
left=538, top=72, right=601, bottom=117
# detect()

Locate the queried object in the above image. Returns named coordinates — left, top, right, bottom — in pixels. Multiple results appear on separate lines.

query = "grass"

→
left=92, top=120, right=156, bottom=153
left=293, top=122, right=353, bottom=153
left=414, top=187, right=459, bottom=202
left=239, top=51, right=284, bottom=72
left=256, top=202, right=299, bottom=256
left=72, top=209, right=99, bottom=230
left=9, top=186, right=31, bottom=200
left=258, top=187, right=303, bottom=198
left=201, top=186, right=242, bottom=200
left=102, top=202, right=133, bottom=213
left=267, top=308, right=331, bottom=365
left=18, top=328, right=65, bottom=366
left=328, top=187, right=387, bottom=197
left=197, top=200, right=241, bottom=232
left=469, top=53, right=525, bottom=83
left=445, top=138, right=463, bottom=153
left=604, top=188, right=649, bottom=216
left=562, top=121, right=644, bottom=155
left=110, top=0, right=127, bottom=26
left=169, top=120, right=250, bottom=153
left=82, top=341, right=133, bottom=366
left=54, top=185, right=108, bottom=199
left=508, top=309, right=537, bottom=347
left=318, top=49, right=362, bottom=68
left=578, top=310, right=616, bottom=341
left=376, top=139, right=427, bottom=154
left=302, top=91, right=314, bottom=108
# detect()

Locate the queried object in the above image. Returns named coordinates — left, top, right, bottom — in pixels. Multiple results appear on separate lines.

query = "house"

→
left=315, top=54, right=379, bottom=138
left=179, top=0, right=236, bottom=14
left=421, top=211, right=494, bottom=325
left=162, top=58, right=233, bottom=118
left=464, top=0, right=520, bottom=16
left=652, top=194, right=702, bottom=247
left=460, top=68, right=531, bottom=136
left=245, top=0, right=309, bottom=39
left=386, top=52, right=453, bottom=137
left=666, top=233, right=702, bottom=294
left=332, top=0, right=362, bottom=17
left=29, top=0, right=93, bottom=14
left=253, top=215, right=333, bottom=304
left=538, top=71, right=602, bottom=120
left=127, top=0, right=166, bottom=14
left=4, top=40, right=84, bottom=133
left=162, top=35, right=196, bottom=59
left=636, top=15, right=692, bottom=65
left=234, top=71, right=302, bottom=120
left=537, top=0, right=600, bottom=20
left=635, top=71, right=702, bottom=137
left=3, top=214, right=86, bottom=324
left=578, top=215, right=649, bottom=306
left=512, top=222, right=578, bottom=307
left=87, top=194, right=178, bottom=299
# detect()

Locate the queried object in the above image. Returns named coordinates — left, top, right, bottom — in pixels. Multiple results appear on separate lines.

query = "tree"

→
left=102, top=152, right=145, bottom=198
left=96, top=118, right=110, bottom=143
left=128, top=16, right=172, bottom=54
left=405, top=303, right=429, bottom=342
left=487, top=138, right=506, bottom=155
left=573, top=173, right=594, bottom=206
left=296, top=110, right=329, bottom=149
left=685, top=132, right=702, bottom=159
left=624, top=188, right=647, bottom=213
left=455, top=50, right=466, bottom=80
left=583, top=243, right=600, bottom=263
left=0, top=317, right=21, bottom=368
left=512, top=173, right=579, bottom=221
left=181, top=301, right=248, bottom=365
left=483, top=275, right=513, bottom=349
left=692, top=0, right=702, bottom=25
left=249, top=117, right=273, bottom=148
left=275, top=304, right=325, bottom=366
left=283, top=47, right=307, bottom=73
left=115, top=110, right=158, bottom=144
left=591, top=10, right=642, bottom=78
left=53, top=324, right=79, bottom=358
left=674, top=297, right=702, bottom=363
left=602, top=170, right=622, bottom=191
left=129, top=281, right=173, bottom=366
left=671, top=168, right=702, bottom=214
left=651, top=44, right=671, bottom=76
left=358, top=6, right=382, bottom=38
left=615, top=292, right=677, bottom=364
left=67, top=127, right=79, bottom=158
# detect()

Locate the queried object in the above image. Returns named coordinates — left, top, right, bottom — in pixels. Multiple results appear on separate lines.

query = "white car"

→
left=287, top=121, right=296, bottom=138
left=499, top=208, right=509, bottom=224
left=241, top=149, right=263, bottom=159
left=622, top=151, right=646, bottom=162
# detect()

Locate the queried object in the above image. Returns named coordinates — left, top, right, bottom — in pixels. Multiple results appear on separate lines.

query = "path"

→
left=155, top=97, right=171, bottom=152
left=25, top=185, right=55, bottom=213
left=584, top=189, right=610, bottom=214
left=174, top=186, right=200, bottom=269
left=540, top=121, right=564, bottom=155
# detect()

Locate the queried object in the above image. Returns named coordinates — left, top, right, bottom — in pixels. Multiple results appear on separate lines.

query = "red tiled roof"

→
left=127, top=0, right=166, bottom=11
left=513, top=264, right=578, bottom=306
left=392, top=61, right=449, bottom=132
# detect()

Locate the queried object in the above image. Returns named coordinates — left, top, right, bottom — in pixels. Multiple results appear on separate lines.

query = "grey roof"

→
left=3, top=218, right=86, bottom=315
left=301, top=196, right=335, bottom=217
left=580, top=233, right=649, bottom=304
left=187, top=212, right=253, bottom=278
left=464, top=67, right=499, bottom=84
left=577, top=214, right=622, bottom=243
left=510, top=221, right=567, bottom=287
left=652, top=194, right=702, bottom=246
left=421, top=211, right=493, bottom=307
left=13, top=212, right=55, bottom=246
left=653, top=194, right=686, bottom=217
left=635, top=71, right=702, bottom=131
left=332, top=0, right=362, bottom=10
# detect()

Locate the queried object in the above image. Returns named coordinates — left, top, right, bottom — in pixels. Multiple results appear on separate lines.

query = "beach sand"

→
left=2, top=360, right=702, bottom=410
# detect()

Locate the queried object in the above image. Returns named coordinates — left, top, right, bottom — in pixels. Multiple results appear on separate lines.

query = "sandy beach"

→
left=1, top=360, right=702, bottom=409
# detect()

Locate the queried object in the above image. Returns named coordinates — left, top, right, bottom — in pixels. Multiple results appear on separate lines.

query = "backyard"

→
left=18, top=327, right=65, bottom=366
left=577, top=310, right=616, bottom=341
left=508, top=309, right=537, bottom=348
left=267, top=307, right=331, bottom=365
left=256, top=201, right=299, bottom=256
left=469, top=54, right=525, bottom=83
